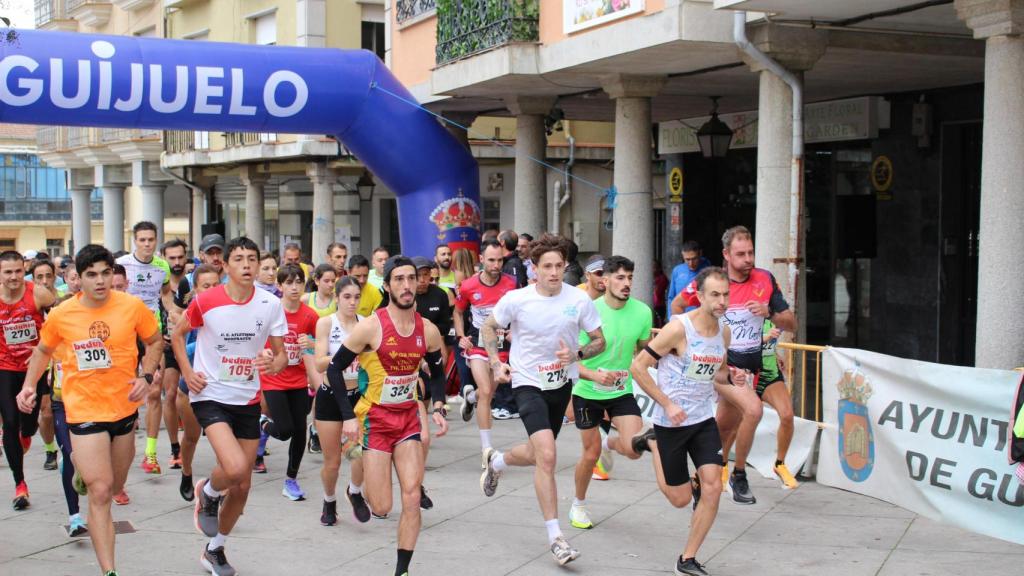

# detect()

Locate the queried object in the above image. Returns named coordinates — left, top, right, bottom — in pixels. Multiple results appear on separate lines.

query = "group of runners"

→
left=0, top=220, right=799, bottom=576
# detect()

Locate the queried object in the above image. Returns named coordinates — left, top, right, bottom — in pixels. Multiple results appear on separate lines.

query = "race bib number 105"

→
left=219, top=356, right=255, bottom=382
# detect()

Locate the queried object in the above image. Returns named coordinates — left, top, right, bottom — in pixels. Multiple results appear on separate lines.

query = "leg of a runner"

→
left=760, top=381, right=794, bottom=461
left=715, top=384, right=762, bottom=469
left=574, top=425, right=601, bottom=501
left=143, top=375, right=162, bottom=470
left=392, top=438, right=425, bottom=552
left=203, top=423, right=259, bottom=535
left=52, top=402, right=80, bottom=518
left=469, top=359, right=494, bottom=451
left=362, top=450, right=394, bottom=517
left=0, top=371, right=27, bottom=488
left=503, top=430, right=558, bottom=519
left=607, top=414, right=643, bottom=459
left=647, top=437, right=693, bottom=508
left=684, top=462, right=723, bottom=558
left=70, top=432, right=118, bottom=572
left=177, top=392, right=201, bottom=477
left=109, top=423, right=136, bottom=506
left=263, top=389, right=307, bottom=480
left=316, top=418, right=342, bottom=497
left=161, top=367, right=180, bottom=457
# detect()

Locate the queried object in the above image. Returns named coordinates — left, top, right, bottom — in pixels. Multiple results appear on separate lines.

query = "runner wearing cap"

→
left=177, top=234, right=227, bottom=306
left=578, top=255, right=607, bottom=300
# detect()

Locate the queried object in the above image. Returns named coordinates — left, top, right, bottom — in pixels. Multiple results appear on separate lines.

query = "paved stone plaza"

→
left=1, top=413, right=1022, bottom=575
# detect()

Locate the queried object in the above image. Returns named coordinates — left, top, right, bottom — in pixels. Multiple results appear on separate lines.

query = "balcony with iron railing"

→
left=397, top=0, right=437, bottom=25
left=34, top=0, right=76, bottom=30
left=66, top=0, right=112, bottom=28
left=435, top=0, right=539, bottom=66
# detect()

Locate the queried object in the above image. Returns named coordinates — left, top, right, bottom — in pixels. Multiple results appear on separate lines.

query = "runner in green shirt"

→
left=568, top=255, right=652, bottom=529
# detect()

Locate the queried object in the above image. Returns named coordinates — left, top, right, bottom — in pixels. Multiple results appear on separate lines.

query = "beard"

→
left=171, top=265, right=186, bottom=276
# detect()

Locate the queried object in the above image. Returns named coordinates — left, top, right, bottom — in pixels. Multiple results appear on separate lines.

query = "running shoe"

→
left=675, top=556, right=709, bottom=576
left=113, top=490, right=130, bottom=506
left=44, top=450, right=58, bottom=471
left=194, top=478, right=221, bottom=537
left=510, top=412, right=520, bottom=419
left=729, top=468, right=756, bottom=505
left=347, top=488, right=371, bottom=523
left=180, top=473, right=195, bottom=502
left=20, top=435, right=31, bottom=453
left=774, top=462, right=800, bottom=489
left=419, top=486, right=433, bottom=510
left=481, top=449, right=490, bottom=471
left=141, top=454, right=161, bottom=475
left=591, top=460, right=609, bottom=481
left=371, top=511, right=389, bottom=520
left=550, top=536, right=580, bottom=566
left=68, top=514, right=88, bottom=537
left=201, top=545, right=237, bottom=576
left=460, top=384, right=475, bottom=422
left=321, top=499, right=338, bottom=526
left=598, top=429, right=614, bottom=473
left=168, top=454, right=183, bottom=470
left=257, top=428, right=269, bottom=457
left=252, top=456, right=267, bottom=474
left=630, top=426, right=656, bottom=454
left=73, top=470, right=88, bottom=496
left=691, top=474, right=701, bottom=511
left=491, top=407, right=512, bottom=420
left=569, top=502, right=593, bottom=529
left=282, top=478, right=306, bottom=501
left=12, top=481, right=29, bottom=510
left=480, top=447, right=501, bottom=497
left=259, top=414, right=272, bottom=433
left=104, top=571, right=119, bottom=576
left=308, top=427, right=322, bottom=454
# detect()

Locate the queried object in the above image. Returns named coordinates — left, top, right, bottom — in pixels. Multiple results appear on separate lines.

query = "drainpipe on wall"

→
left=733, top=10, right=803, bottom=309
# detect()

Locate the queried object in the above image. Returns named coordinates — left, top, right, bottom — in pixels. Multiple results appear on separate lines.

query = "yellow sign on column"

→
left=668, top=167, right=683, bottom=203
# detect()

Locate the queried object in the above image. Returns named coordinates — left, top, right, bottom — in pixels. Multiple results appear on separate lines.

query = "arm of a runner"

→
left=300, top=315, right=320, bottom=389
left=172, top=298, right=204, bottom=393
left=313, top=315, right=333, bottom=373
left=577, top=296, right=605, bottom=360
left=422, top=319, right=449, bottom=437
left=715, top=326, right=737, bottom=387
left=631, top=317, right=687, bottom=425
left=767, top=275, right=797, bottom=332
left=16, top=340, right=55, bottom=413
left=33, top=281, right=56, bottom=311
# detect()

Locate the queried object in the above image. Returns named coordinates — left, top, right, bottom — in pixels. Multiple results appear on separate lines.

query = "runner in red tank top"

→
left=671, top=226, right=796, bottom=505
left=0, top=251, right=56, bottom=510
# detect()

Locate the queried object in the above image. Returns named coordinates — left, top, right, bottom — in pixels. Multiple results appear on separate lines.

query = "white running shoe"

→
left=569, top=502, right=593, bottom=529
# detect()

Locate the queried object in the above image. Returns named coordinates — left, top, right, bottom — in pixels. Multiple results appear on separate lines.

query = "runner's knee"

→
left=534, top=445, right=556, bottom=472
left=742, top=400, right=763, bottom=421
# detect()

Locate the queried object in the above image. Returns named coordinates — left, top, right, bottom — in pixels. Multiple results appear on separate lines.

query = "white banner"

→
left=564, top=0, right=645, bottom=34
left=634, top=369, right=820, bottom=480
left=819, top=347, right=1024, bottom=545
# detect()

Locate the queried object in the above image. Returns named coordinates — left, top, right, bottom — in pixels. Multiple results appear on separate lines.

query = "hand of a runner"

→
left=186, top=370, right=208, bottom=394
left=255, top=349, right=274, bottom=373
left=729, top=366, right=750, bottom=388
left=15, top=387, right=36, bottom=414
left=491, top=361, right=512, bottom=384
left=297, top=334, right=313, bottom=350
left=768, top=327, right=781, bottom=340
left=432, top=410, right=449, bottom=437
left=128, top=376, right=148, bottom=402
left=745, top=300, right=769, bottom=318
left=341, top=418, right=358, bottom=443
left=596, top=369, right=619, bottom=387
left=664, top=402, right=687, bottom=426
left=458, top=336, right=472, bottom=351
left=555, top=340, right=573, bottom=364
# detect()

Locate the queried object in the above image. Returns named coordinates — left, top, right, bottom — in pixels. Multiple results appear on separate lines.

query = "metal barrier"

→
left=778, top=342, right=826, bottom=422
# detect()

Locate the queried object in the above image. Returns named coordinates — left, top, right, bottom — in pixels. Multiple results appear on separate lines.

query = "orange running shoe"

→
left=113, top=490, right=130, bottom=505
left=591, top=460, right=610, bottom=481
left=141, top=454, right=161, bottom=475
left=12, top=481, right=30, bottom=510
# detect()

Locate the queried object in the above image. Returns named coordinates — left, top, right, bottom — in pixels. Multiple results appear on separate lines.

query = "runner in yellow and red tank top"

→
left=328, top=256, right=449, bottom=576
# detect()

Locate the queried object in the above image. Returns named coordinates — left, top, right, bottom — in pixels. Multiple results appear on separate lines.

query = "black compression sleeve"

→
left=424, top=349, right=447, bottom=408
left=328, top=345, right=359, bottom=420
left=643, top=344, right=662, bottom=361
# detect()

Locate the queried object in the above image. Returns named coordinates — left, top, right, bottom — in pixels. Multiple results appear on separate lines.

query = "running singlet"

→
left=652, top=313, right=726, bottom=428
left=491, top=283, right=602, bottom=390
left=260, top=303, right=319, bottom=391
left=357, top=308, right=425, bottom=408
left=455, top=273, right=517, bottom=350
left=305, top=292, right=337, bottom=318
left=115, top=253, right=170, bottom=324
left=681, top=268, right=788, bottom=374
left=185, top=285, right=288, bottom=406
left=575, top=297, right=652, bottom=400
left=39, top=291, right=158, bottom=423
left=0, top=281, right=44, bottom=371
left=327, top=314, right=364, bottom=383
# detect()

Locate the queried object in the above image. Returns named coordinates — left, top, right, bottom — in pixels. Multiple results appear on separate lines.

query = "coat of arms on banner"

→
left=837, top=364, right=875, bottom=482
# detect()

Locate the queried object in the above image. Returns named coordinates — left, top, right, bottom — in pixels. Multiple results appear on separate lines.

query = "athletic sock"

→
left=775, top=459, right=784, bottom=467
left=480, top=429, right=492, bottom=450
left=572, top=498, right=585, bottom=507
left=349, top=482, right=362, bottom=495
left=145, top=437, right=157, bottom=457
left=203, top=481, right=223, bottom=499
left=492, top=452, right=507, bottom=472
left=601, top=435, right=609, bottom=452
left=69, top=512, right=81, bottom=524
left=545, top=519, right=562, bottom=544
left=44, top=441, right=57, bottom=453
left=208, top=533, right=226, bottom=550
left=171, top=443, right=181, bottom=457
left=324, top=493, right=337, bottom=503
left=395, top=548, right=413, bottom=576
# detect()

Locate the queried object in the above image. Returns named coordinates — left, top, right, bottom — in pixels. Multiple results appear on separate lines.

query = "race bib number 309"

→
left=73, top=338, right=112, bottom=371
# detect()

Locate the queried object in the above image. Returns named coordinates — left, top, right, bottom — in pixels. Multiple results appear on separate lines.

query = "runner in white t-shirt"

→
left=478, top=233, right=604, bottom=567
left=170, top=236, right=287, bottom=576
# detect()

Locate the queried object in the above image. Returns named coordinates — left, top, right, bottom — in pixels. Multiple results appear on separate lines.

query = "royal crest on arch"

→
left=430, top=191, right=481, bottom=241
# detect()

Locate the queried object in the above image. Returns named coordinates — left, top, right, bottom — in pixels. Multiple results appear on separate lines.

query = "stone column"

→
left=308, top=162, right=335, bottom=265
left=742, top=24, right=826, bottom=325
left=506, top=96, right=555, bottom=237
left=191, top=186, right=207, bottom=250
left=133, top=161, right=165, bottom=245
left=602, top=75, right=665, bottom=307
left=70, top=183, right=93, bottom=254
left=241, top=166, right=267, bottom=250
left=96, top=165, right=126, bottom=252
left=956, top=0, right=1024, bottom=367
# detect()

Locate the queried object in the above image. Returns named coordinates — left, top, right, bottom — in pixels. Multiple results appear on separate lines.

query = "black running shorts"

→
left=69, top=411, right=138, bottom=438
left=572, top=393, right=642, bottom=430
left=315, top=383, right=361, bottom=422
left=654, top=418, right=722, bottom=486
left=191, top=400, right=261, bottom=440
left=513, top=383, right=573, bottom=438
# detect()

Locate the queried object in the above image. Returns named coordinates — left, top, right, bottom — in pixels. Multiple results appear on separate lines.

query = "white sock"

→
left=480, top=429, right=492, bottom=450
left=601, top=435, right=610, bottom=452
left=209, top=533, right=226, bottom=550
left=545, top=519, right=562, bottom=544
left=492, top=452, right=507, bottom=472
left=349, top=482, right=362, bottom=495
left=69, top=513, right=81, bottom=524
left=203, top=480, right=223, bottom=499
left=572, top=498, right=585, bottom=507
left=324, top=493, right=337, bottom=503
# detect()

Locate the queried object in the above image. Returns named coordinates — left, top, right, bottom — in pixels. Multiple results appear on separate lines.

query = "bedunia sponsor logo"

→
left=0, top=41, right=308, bottom=117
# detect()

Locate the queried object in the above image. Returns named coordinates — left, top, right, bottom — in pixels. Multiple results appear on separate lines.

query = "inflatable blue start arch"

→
left=0, top=30, right=481, bottom=257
